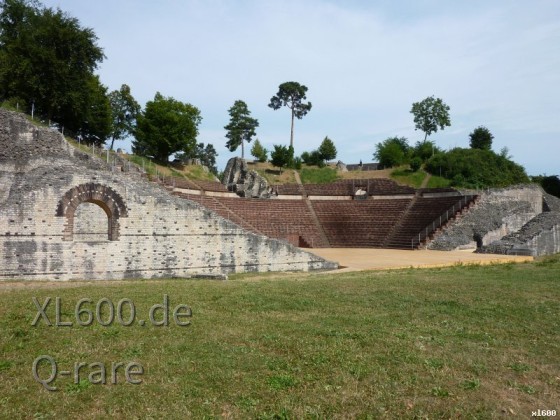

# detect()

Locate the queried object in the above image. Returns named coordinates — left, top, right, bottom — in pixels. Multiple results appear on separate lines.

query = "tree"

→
left=133, top=92, right=201, bottom=162
left=412, top=140, right=441, bottom=162
left=270, top=144, right=292, bottom=173
left=374, top=137, right=410, bottom=168
left=531, top=175, right=560, bottom=198
left=318, top=136, right=337, bottom=161
left=250, top=138, right=268, bottom=162
left=0, top=0, right=106, bottom=139
left=108, top=84, right=141, bottom=150
left=78, top=74, right=112, bottom=146
left=224, top=100, right=258, bottom=159
left=410, top=96, right=451, bottom=141
left=469, top=126, right=494, bottom=150
left=268, top=81, right=312, bottom=148
left=196, top=142, right=218, bottom=175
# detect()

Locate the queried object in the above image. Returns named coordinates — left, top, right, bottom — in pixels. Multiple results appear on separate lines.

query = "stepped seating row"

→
left=173, top=193, right=327, bottom=247
left=193, top=180, right=229, bottom=192
left=385, top=196, right=474, bottom=249
left=161, top=177, right=228, bottom=193
left=172, top=186, right=477, bottom=250
left=272, top=184, right=304, bottom=195
left=304, top=179, right=415, bottom=196
left=311, top=199, right=412, bottom=247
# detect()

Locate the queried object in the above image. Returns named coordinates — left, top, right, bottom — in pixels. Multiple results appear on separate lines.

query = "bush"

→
left=426, top=148, right=529, bottom=188
left=410, top=157, right=422, bottom=172
left=374, top=137, right=410, bottom=168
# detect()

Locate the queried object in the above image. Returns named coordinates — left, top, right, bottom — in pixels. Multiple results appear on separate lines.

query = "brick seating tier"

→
left=311, top=199, right=412, bottom=247
left=272, top=184, right=304, bottom=195
left=172, top=193, right=328, bottom=247
left=304, top=179, right=415, bottom=196
left=385, top=196, right=473, bottom=249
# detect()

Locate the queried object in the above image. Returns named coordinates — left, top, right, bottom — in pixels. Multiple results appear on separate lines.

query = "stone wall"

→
left=428, top=185, right=543, bottom=251
left=0, top=109, right=336, bottom=280
left=479, top=211, right=560, bottom=256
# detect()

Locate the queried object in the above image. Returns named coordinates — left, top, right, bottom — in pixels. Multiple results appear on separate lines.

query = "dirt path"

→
left=420, top=172, right=431, bottom=188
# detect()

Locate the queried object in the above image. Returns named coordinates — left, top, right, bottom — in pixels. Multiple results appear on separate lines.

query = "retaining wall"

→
left=0, top=109, right=336, bottom=280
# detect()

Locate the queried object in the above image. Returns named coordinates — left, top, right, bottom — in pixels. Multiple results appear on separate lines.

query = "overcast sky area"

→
left=42, top=0, right=559, bottom=175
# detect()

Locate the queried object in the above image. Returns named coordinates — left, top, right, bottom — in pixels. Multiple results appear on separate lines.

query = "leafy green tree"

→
left=318, top=136, right=337, bottom=161
left=108, top=84, right=141, bottom=150
left=78, top=74, right=112, bottom=146
left=410, top=96, right=451, bottom=141
left=224, top=100, right=259, bottom=159
left=301, top=150, right=325, bottom=167
left=270, top=144, right=292, bottom=173
left=133, top=92, right=202, bottom=163
left=531, top=175, right=560, bottom=198
left=0, top=0, right=106, bottom=139
left=412, top=140, right=441, bottom=162
left=196, top=142, right=218, bottom=175
left=469, top=126, right=494, bottom=150
left=410, top=157, right=422, bottom=172
left=250, top=138, right=268, bottom=162
left=374, top=136, right=410, bottom=168
left=268, top=81, right=312, bottom=148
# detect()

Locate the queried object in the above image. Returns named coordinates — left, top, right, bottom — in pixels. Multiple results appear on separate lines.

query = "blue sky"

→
left=42, top=0, right=559, bottom=175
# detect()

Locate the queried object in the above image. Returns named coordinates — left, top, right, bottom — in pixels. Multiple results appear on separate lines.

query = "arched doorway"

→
left=56, top=183, right=128, bottom=241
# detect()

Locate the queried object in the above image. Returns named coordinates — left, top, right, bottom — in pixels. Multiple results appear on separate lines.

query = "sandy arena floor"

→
left=308, top=248, right=533, bottom=272
left=0, top=249, right=533, bottom=290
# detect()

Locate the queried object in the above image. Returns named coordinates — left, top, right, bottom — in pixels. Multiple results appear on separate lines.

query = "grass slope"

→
left=1, top=257, right=559, bottom=418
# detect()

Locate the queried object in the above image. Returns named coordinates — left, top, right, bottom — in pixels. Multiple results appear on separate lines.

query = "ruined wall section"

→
left=0, top=109, right=336, bottom=280
left=427, top=185, right=542, bottom=251
left=479, top=212, right=560, bottom=256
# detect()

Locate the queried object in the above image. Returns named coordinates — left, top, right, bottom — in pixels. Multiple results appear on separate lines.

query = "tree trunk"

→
left=290, top=108, right=295, bottom=148
left=241, top=139, right=244, bottom=159
left=110, top=135, right=116, bottom=151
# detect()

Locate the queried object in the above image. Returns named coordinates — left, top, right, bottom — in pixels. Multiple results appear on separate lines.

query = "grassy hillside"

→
left=1, top=256, right=558, bottom=418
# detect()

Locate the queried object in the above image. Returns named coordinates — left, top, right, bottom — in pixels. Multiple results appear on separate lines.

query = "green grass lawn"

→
left=299, top=166, right=340, bottom=184
left=390, top=168, right=428, bottom=188
left=1, top=257, right=559, bottom=418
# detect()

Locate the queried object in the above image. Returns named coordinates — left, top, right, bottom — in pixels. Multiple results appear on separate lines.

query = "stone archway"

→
left=56, top=183, right=128, bottom=241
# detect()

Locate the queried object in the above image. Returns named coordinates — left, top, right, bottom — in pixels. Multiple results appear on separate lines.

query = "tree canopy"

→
left=108, top=84, right=141, bottom=150
left=426, top=148, right=529, bottom=188
left=374, top=136, right=410, bottom=168
left=469, top=126, right=494, bottom=150
left=0, top=0, right=107, bottom=140
left=250, top=139, right=268, bottom=162
left=132, top=92, right=201, bottom=163
left=224, top=100, right=258, bottom=159
left=410, top=96, right=451, bottom=141
left=318, top=136, right=337, bottom=161
left=270, top=144, right=292, bottom=173
left=268, top=81, right=312, bottom=148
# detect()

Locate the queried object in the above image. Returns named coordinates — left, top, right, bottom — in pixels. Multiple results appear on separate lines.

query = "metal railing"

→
left=410, top=195, right=478, bottom=249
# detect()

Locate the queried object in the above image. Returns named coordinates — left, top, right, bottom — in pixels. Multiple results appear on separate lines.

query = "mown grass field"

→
left=1, top=257, right=559, bottom=419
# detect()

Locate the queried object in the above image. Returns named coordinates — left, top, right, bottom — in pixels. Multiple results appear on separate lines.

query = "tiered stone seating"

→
left=272, top=184, right=304, bottom=196
left=167, top=175, right=477, bottom=250
left=191, top=180, right=229, bottom=193
left=172, top=193, right=327, bottom=247
left=304, top=179, right=415, bottom=196
left=312, top=199, right=412, bottom=247
left=385, top=196, right=475, bottom=249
